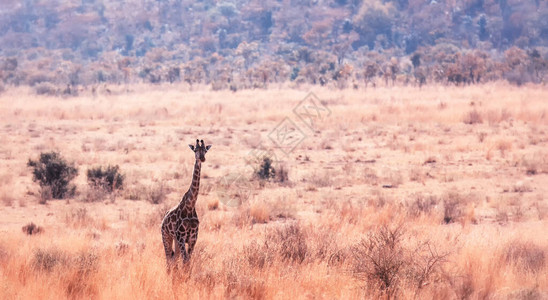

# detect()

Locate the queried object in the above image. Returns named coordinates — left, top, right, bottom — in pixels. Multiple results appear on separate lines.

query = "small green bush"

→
left=86, top=165, right=124, bottom=192
left=256, top=157, right=276, bottom=180
left=27, top=152, right=78, bottom=200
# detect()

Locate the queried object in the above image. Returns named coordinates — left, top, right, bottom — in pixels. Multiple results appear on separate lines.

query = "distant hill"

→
left=0, top=0, right=546, bottom=92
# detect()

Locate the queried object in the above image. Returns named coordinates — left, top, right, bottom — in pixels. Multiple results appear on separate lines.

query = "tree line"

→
left=0, top=0, right=546, bottom=93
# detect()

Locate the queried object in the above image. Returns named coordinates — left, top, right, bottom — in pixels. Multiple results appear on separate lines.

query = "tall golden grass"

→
left=0, top=83, right=547, bottom=299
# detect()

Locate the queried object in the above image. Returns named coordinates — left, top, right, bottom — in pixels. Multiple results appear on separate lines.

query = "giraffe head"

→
left=188, top=139, right=211, bottom=162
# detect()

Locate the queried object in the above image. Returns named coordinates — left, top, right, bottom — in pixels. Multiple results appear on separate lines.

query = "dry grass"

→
left=0, top=83, right=547, bottom=299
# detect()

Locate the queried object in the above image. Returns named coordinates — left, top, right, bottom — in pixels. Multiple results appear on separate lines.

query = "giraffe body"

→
left=161, top=139, right=210, bottom=271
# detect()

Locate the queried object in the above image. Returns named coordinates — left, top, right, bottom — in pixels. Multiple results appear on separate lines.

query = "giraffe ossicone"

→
left=161, top=139, right=211, bottom=272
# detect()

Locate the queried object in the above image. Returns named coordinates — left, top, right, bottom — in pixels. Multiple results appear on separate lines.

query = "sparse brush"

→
left=407, top=193, right=438, bottom=218
left=22, top=222, right=44, bottom=235
left=503, top=241, right=546, bottom=274
left=249, top=201, right=270, bottom=224
left=27, top=151, right=78, bottom=200
left=86, top=165, right=124, bottom=193
left=32, top=248, right=69, bottom=272
left=308, top=170, right=333, bottom=188
left=463, top=109, right=483, bottom=124
left=351, top=225, right=448, bottom=296
left=521, top=152, right=548, bottom=175
left=243, top=241, right=269, bottom=269
left=146, top=182, right=167, bottom=204
left=65, top=207, right=93, bottom=227
left=266, top=223, right=308, bottom=264
left=351, top=225, right=406, bottom=295
left=442, top=190, right=467, bottom=224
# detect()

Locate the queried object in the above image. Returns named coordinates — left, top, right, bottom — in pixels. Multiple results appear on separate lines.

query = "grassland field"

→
left=0, top=83, right=547, bottom=299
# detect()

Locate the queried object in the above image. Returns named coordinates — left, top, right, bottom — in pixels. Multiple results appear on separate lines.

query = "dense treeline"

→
left=0, top=0, right=547, bottom=93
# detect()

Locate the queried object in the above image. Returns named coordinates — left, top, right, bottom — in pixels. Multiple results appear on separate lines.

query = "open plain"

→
left=0, top=84, right=547, bottom=299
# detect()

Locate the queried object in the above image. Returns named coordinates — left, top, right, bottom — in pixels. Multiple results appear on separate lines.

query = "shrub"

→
left=86, top=165, right=124, bottom=192
left=463, top=109, right=483, bottom=124
left=22, top=222, right=44, bottom=235
left=442, top=191, right=466, bottom=224
left=351, top=225, right=406, bottom=295
left=407, top=193, right=438, bottom=217
left=503, top=241, right=545, bottom=274
left=256, top=156, right=276, bottom=180
left=27, top=152, right=78, bottom=200
left=266, top=223, right=308, bottom=263
left=34, top=82, right=58, bottom=96
left=32, top=248, right=68, bottom=272
left=146, top=182, right=167, bottom=204
left=351, top=225, right=447, bottom=296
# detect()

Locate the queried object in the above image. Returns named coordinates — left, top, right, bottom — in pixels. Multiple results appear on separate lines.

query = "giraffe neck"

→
left=184, top=159, right=201, bottom=209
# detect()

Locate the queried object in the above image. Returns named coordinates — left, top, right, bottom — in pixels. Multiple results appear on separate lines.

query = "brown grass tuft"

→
left=22, top=222, right=44, bottom=235
left=503, top=241, right=546, bottom=274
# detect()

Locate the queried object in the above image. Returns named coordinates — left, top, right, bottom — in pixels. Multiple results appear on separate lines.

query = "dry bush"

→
left=222, top=254, right=267, bottom=299
left=351, top=225, right=406, bottom=295
left=308, top=170, right=333, bottom=188
left=22, top=222, right=44, bottom=235
left=486, top=108, right=512, bottom=125
left=503, top=241, right=546, bottom=274
left=351, top=225, right=448, bottom=297
left=408, top=168, right=426, bottom=182
left=125, top=183, right=147, bottom=201
left=240, top=223, right=309, bottom=269
left=81, top=185, right=109, bottom=202
left=442, top=190, right=467, bottom=224
left=146, top=182, right=167, bottom=204
left=31, top=248, right=99, bottom=298
left=32, top=248, right=69, bottom=272
left=232, top=205, right=253, bottom=228
left=463, top=109, right=483, bottom=124
left=407, top=193, right=438, bottom=218
left=242, top=241, right=269, bottom=269
left=521, top=152, right=548, bottom=175
left=266, top=223, right=308, bottom=264
left=249, top=201, right=270, bottom=224
left=65, top=207, right=93, bottom=227
left=447, top=272, right=475, bottom=300
left=275, top=164, right=290, bottom=184
left=86, top=165, right=124, bottom=192
left=308, top=228, right=339, bottom=262
left=407, top=241, right=448, bottom=290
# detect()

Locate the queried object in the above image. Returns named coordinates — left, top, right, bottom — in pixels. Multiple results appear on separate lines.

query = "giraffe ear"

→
left=205, top=145, right=211, bottom=151
left=188, top=145, right=195, bottom=151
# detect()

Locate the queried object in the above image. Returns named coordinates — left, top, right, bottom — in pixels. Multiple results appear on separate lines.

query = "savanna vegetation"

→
left=0, top=85, right=547, bottom=298
left=0, top=0, right=547, bottom=95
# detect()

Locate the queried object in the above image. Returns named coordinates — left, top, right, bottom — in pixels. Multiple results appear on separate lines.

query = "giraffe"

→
left=161, top=139, right=211, bottom=272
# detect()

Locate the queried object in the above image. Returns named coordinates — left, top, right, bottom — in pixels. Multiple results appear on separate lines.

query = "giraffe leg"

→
left=161, top=229, right=175, bottom=273
left=187, top=227, right=199, bottom=258
left=175, top=230, right=189, bottom=263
